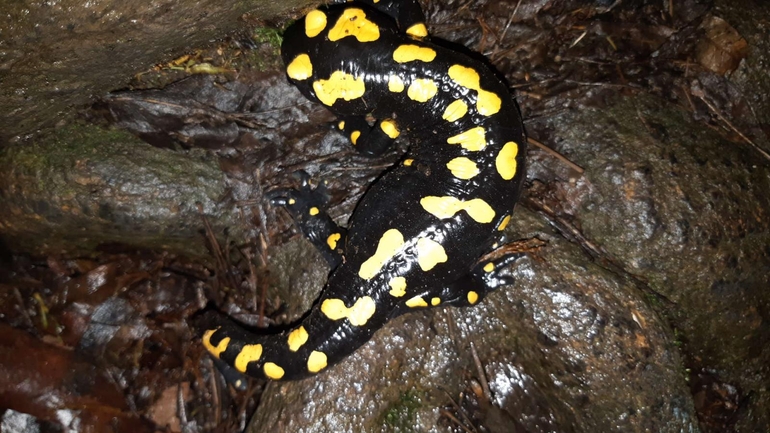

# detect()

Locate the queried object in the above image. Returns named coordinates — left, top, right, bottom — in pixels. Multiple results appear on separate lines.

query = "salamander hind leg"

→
left=394, top=252, right=524, bottom=314
left=268, top=171, right=347, bottom=268
left=335, top=116, right=400, bottom=157
left=440, top=252, right=525, bottom=308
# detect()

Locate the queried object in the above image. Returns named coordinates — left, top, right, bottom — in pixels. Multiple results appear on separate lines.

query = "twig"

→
left=206, top=358, right=222, bottom=427
left=13, top=288, right=34, bottom=329
left=693, top=90, right=770, bottom=161
left=681, top=84, right=696, bottom=113
left=516, top=90, right=543, bottom=100
left=469, top=342, right=492, bottom=402
left=570, top=30, right=588, bottom=48
left=177, top=384, right=189, bottom=432
left=600, top=0, right=623, bottom=13
left=440, top=409, right=476, bottom=433
left=499, top=0, right=523, bottom=44
left=562, top=79, right=636, bottom=89
left=527, top=137, right=585, bottom=174
left=197, top=203, right=239, bottom=292
left=636, top=108, right=655, bottom=136
left=441, top=389, right=478, bottom=433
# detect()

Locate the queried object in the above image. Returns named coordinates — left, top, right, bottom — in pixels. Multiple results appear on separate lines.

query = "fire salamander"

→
left=200, top=0, right=526, bottom=381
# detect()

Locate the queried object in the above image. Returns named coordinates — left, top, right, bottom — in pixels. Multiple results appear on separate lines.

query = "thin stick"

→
left=570, top=30, right=588, bottom=48
left=499, top=0, right=523, bottom=43
left=441, top=389, right=479, bottom=433
left=693, top=91, right=770, bottom=161
left=528, top=137, right=585, bottom=174
left=440, top=410, right=476, bottom=433
left=469, top=342, right=492, bottom=402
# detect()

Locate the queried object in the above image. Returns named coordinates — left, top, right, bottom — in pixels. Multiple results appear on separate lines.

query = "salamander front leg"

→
left=268, top=172, right=346, bottom=269
left=330, top=0, right=428, bottom=38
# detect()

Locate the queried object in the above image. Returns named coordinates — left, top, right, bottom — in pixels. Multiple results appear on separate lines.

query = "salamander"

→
left=199, top=0, right=527, bottom=381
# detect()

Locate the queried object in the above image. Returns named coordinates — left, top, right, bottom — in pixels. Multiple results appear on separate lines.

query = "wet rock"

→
left=713, top=0, right=770, bottom=143
left=0, top=0, right=317, bottom=143
left=0, top=123, right=240, bottom=258
left=247, top=207, right=698, bottom=433
left=530, top=89, right=770, bottom=432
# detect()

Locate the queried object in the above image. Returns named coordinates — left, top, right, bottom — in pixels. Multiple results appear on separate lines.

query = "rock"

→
left=0, top=123, right=240, bottom=258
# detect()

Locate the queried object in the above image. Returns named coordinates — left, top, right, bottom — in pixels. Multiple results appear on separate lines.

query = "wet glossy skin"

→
left=201, top=0, right=526, bottom=381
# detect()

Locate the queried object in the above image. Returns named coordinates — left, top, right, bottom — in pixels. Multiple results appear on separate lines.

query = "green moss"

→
left=244, top=26, right=286, bottom=71
left=380, top=389, right=424, bottom=432
left=253, top=26, right=284, bottom=50
left=0, top=122, right=237, bottom=258
left=1, top=124, right=133, bottom=193
left=672, top=327, right=684, bottom=348
left=643, top=292, right=663, bottom=309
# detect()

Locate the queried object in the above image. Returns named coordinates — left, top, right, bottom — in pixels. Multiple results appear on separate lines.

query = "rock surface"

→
left=0, top=0, right=316, bottom=143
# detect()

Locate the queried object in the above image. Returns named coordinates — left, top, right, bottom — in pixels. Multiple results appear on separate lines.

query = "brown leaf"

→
left=696, top=15, right=749, bottom=75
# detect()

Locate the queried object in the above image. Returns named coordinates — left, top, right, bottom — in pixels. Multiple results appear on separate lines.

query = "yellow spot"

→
left=288, top=198, right=296, bottom=205
left=388, top=276, right=407, bottom=297
left=407, top=78, right=438, bottom=102
left=388, top=75, right=405, bottom=92
left=420, top=196, right=496, bottom=223
left=467, top=291, right=479, bottom=304
left=406, top=296, right=428, bottom=308
left=234, top=344, right=263, bottom=372
left=477, top=90, right=502, bottom=116
left=448, top=64, right=502, bottom=116
left=320, top=298, right=348, bottom=321
left=483, top=262, right=495, bottom=272
left=393, top=44, right=436, bottom=63
left=307, top=351, right=328, bottom=373
left=338, top=120, right=345, bottom=130
left=309, top=207, right=320, bottom=216
left=286, top=54, right=313, bottom=80
left=305, top=10, right=327, bottom=38
left=264, top=362, right=285, bottom=380
left=287, top=326, right=308, bottom=352
left=448, top=65, right=481, bottom=91
left=358, top=228, right=405, bottom=280
left=442, top=99, right=468, bottom=122
left=380, top=119, right=400, bottom=138
left=403, top=158, right=414, bottom=166
left=327, top=232, right=341, bottom=250
left=446, top=157, right=480, bottom=180
left=431, top=297, right=441, bottom=306
left=497, top=215, right=511, bottom=231
left=328, top=8, right=380, bottom=42
left=202, top=329, right=229, bottom=358
left=496, top=141, right=519, bottom=180
left=416, top=237, right=448, bottom=271
left=406, top=23, right=429, bottom=38
left=321, top=296, right=377, bottom=326
left=447, top=126, right=487, bottom=151
left=351, top=130, right=361, bottom=145
left=348, top=296, right=376, bottom=326
left=313, top=71, right=366, bottom=106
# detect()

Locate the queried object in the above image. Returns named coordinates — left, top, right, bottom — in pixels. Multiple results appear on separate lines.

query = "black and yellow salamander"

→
left=200, top=0, right=527, bottom=381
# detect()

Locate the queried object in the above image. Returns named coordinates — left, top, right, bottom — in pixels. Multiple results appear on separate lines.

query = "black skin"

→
left=199, top=0, right=527, bottom=381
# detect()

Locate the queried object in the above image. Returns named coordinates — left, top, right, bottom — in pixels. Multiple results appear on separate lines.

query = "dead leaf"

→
left=695, top=15, right=748, bottom=75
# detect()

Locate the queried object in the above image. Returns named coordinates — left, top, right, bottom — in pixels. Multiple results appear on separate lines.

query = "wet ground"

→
left=1, top=0, right=769, bottom=432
